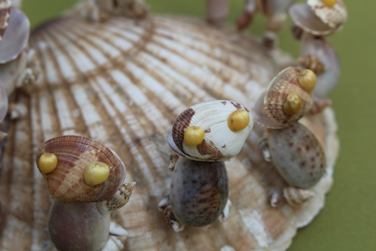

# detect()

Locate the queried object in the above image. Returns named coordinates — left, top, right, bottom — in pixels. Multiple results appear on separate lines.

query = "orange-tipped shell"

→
left=264, top=67, right=314, bottom=126
left=35, top=135, right=126, bottom=202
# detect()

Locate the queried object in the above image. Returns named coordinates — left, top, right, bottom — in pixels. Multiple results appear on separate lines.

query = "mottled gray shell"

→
left=268, top=123, right=326, bottom=188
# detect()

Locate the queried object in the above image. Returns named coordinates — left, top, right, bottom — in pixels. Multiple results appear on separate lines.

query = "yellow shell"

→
left=35, top=135, right=126, bottom=202
left=264, top=67, right=314, bottom=126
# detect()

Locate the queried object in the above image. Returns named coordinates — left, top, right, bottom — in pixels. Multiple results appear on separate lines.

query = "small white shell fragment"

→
left=283, top=187, right=315, bottom=206
left=169, top=100, right=253, bottom=161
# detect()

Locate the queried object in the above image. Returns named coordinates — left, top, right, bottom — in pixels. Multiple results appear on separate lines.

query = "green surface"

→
left=23, top=0, right=376, bottom=250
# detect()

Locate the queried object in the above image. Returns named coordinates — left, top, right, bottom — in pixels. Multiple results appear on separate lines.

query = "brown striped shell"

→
left=263, top=66, right=314, bottom=126
left=168, top=100, right=253, bottom=161
left=0, top=11, right=339, bottom=251
left=35, top=135, right=126, bottom=202
left=0, top=0, right=11, bottom=41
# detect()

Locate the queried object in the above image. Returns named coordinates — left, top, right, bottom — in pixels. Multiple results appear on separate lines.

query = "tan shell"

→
left=0, top=0, right=11, bottom=41
left=0, top=11, right=339, bottom=251
left=264, top=66, right=314, bottom=126
left=35, top=135, right=126, bottom=202
left=307, top=0, right=347, bottom=28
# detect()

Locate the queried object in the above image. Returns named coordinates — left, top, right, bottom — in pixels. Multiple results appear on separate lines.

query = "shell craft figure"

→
left=0, top=0, right=342, bottom=250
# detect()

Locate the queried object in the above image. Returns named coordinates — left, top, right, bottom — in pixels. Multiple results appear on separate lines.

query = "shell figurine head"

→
left=254, top=66, right=315, bottom=129
left=168, top=100, right=253, bottom=161
left=35, top=135, right=126, bottom=202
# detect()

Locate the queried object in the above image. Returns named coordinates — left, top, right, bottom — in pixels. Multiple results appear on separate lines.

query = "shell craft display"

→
left=0, top=0, right=341, bottom=250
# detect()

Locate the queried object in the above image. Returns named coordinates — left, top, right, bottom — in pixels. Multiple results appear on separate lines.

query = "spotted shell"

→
left=0, top=0, right=11, bottom=41
left=264, top=66, right=314, bottom=126
left=168, top=100, right=253, bottom=161
left=0, top=8, right=29, bottom=64
left=301, top=32, right=340, bottom=97
left=0, top=9, right=339, bottom=251
left=289, top=3, right=341, bottom=36
left=268, top=122, right=326, bottom=188
left=307, top=0, right=347, bottom=28
left=35, top=135, right=126, bottom=202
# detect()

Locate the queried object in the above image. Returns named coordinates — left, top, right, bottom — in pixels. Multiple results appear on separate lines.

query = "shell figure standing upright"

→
left=0, top=0, right=340, bottom=250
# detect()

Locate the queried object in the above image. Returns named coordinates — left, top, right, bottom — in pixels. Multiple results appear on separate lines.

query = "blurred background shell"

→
left=0, top=4, right=339, bottom=251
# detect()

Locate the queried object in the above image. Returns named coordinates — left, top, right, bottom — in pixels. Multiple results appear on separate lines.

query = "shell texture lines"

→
left=0, top=13, right=338, bottom=251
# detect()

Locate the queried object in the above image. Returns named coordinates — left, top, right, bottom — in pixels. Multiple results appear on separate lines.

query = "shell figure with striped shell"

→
left=0, top=0, right=342, bottom=250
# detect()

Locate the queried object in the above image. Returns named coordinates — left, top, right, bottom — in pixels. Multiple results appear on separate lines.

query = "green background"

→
left=23, top=0, right=376, bottom=250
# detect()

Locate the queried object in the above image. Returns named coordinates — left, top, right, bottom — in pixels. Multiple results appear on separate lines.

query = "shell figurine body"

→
left=0, top=3, right=339, bottom=251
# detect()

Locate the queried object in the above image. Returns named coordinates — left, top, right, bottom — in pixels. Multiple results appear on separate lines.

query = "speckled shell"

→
left=168, top=100, right=253, bottom=161
left=264, top=66, right=314, bottom=126
left=289, top=3, right=339, bottom=36
left=35, top=135, right=126, bottom=202
left=307, top=0, right=347, bottom=28
left=0, top=8, right=29, bottom=63
left=170, top=158, right=228, bottom=226
left=268, top=123, right=326, bottom=188
left=0, top=12, right=339, bottom=251
left=0, top=0, right=11, bottom=41
left=301, top=32, right=340, bottom=97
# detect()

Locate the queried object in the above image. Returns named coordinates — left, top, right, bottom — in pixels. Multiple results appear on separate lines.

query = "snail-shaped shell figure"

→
left=254, top=66, right=316, bottom=129
left=161, top=100, right=253, bottom=231
left=36, top=135, right=135, bottom=251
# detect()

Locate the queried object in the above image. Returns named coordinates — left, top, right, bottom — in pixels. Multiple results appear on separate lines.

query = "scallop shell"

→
left=289, top=3, right=339, bottom=36
left=35, top=135, right=126, bottom=202
left=0, top=8, right=29, bottom=64
left=0, top=11, right=339, bottom=251
left=307, top=0, right=347, bottom=28
left=0, top=0, right=11, bottom=41
left=264, top=66, right=314, bottom=126
left=168, top=100, right=253, bottom=161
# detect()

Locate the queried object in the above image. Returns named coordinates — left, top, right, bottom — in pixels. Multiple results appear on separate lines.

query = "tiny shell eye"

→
left=84, top=162, right=110, bottom=186
left=283, top=94, right=302, bottom=115
left=322, top=0, right=337, bottom=8
left=38, top=153, right=58, bottom=174
left=298, top=69, right=316, bottom=92
left=228, top=109, right=250, bottom=132
left=184, top=126, right=205, bottom=146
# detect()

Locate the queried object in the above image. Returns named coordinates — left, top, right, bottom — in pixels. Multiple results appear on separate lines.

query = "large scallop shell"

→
left=264, top=66, right=314, bottom=126
left=0, top=11, right=338, bottom=251
left=35, top=135, right=126, bottom=202
left=168, top=100, right=253, bottom=161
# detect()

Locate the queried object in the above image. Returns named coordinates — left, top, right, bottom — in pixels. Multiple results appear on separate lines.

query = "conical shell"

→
left=168, top=100, right=253, bottom=161
left=0, top=0, right=11, bottom=41
left=35, top=135, right=126, bottom=202
left=307, top=0, right=347, bottom=28
left=264, top=66, right=314, bottom=126
left=0, top=8, right=29, bottom=63
left=0, top=12, right=339, bottom=251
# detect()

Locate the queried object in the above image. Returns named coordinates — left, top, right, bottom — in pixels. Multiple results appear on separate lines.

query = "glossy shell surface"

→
left=0, top=13, right=339, bottom=251
left=170, top=158, right=228, bottom=226
left=268, top=123, right=326, bottom=188
left=169, top=100, right=253, bottom=161
left=35, top=135, right=126, bottom=202
left=264, top=66, right=313, bottom=126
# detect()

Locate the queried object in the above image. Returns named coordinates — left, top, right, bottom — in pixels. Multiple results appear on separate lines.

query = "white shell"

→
left=168, top=100, right=253, bottom=161
left=307, top=0, right=347, bottom=28
left=0, top=12, right=339, bottom=251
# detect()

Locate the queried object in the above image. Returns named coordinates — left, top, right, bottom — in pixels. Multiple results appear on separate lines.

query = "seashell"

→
left=0, top=0, right=11, bottom=41
left=0, top=78, right=8, bottom=123
left=168, top=100, right=253, bottom=161
left=263, top=66, right=314, bottom=127
left=301, top=32, right=340, bottom=97
left=260, top=0, right=295, bottom=16
left=298, top=54, right=327, bottom=75
left=48, top=200, right=110, bottom=251
left=170, top=158, right=228, bottom=226
left=283, top=187, right=315, bottom=206
left=309, top=95, right=332, bottom=114
left=267, top=122, right=326, bottom=188
left=0, top=10, right=339, bottom=251
left=307, top=0, right=347, bottom=29
left=289, top=3, right=340, bottom=36
left=0, top=8, right=29, bottom=64
left=35, top=135, right=126, bottom=202
left=253, top=91, right=286, bottom=129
